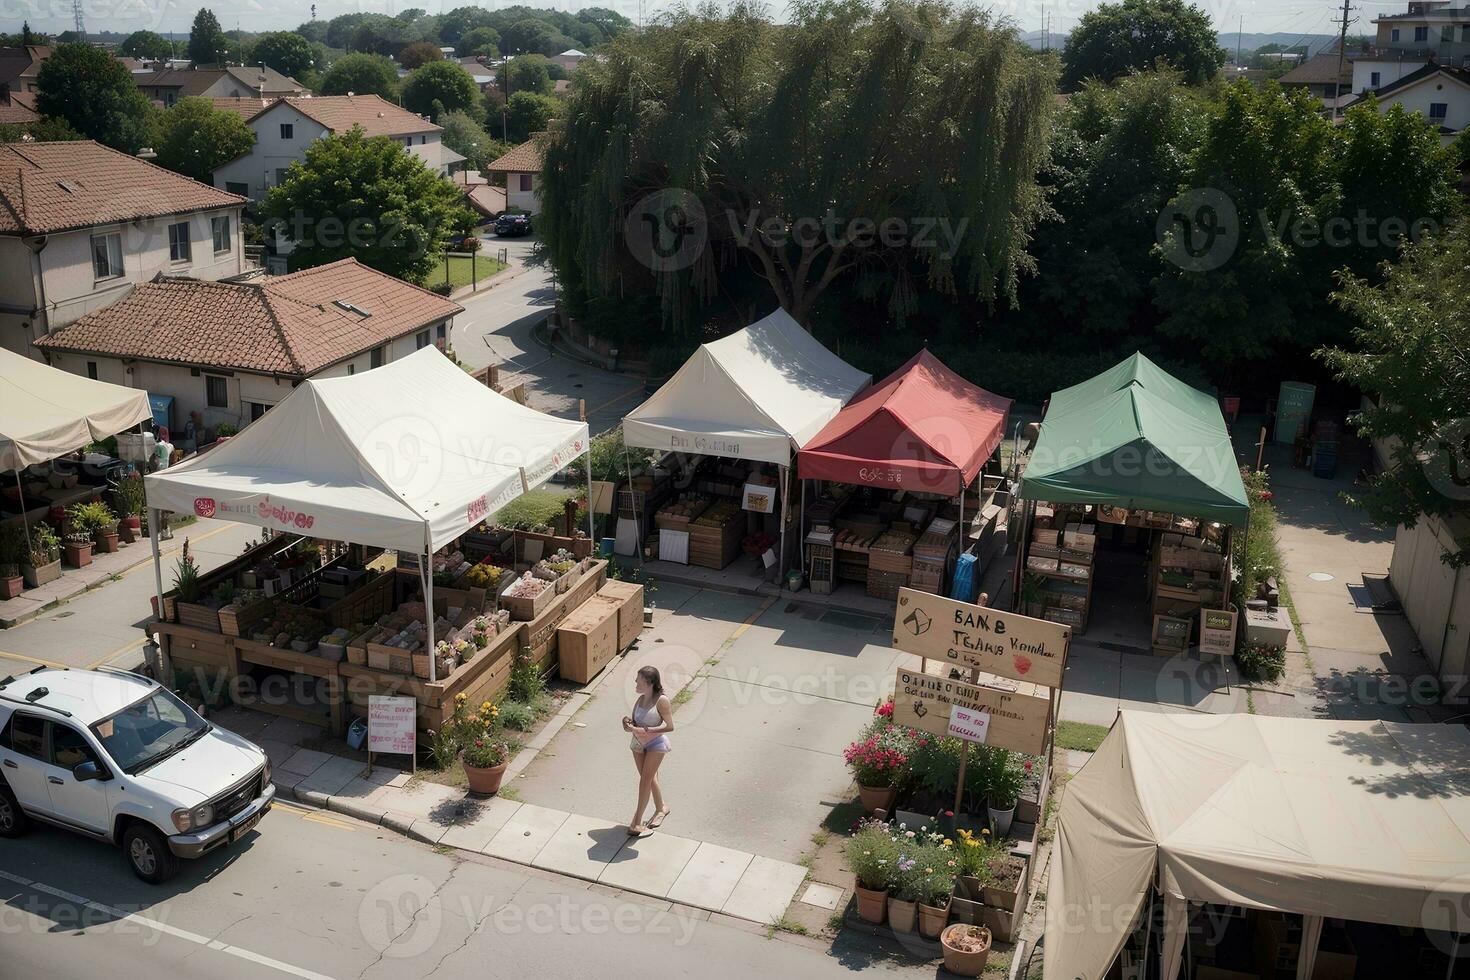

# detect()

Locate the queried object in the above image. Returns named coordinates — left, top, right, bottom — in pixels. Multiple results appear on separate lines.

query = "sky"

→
left=0, top=0, right=1411, bottom=45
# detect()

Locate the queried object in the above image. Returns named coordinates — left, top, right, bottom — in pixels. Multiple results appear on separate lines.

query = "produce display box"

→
left=501, top=578, right=555, bottom=621
left=595, top=579, right=645, bottom=651
left=557, top=599, right=618, bottom=684
left=219, top=597, right=272, bottom=638
left=868, top=529, right=917, bottom=573
left=520, top=560, right=609, bottom=674
left=866, top=567, right=908, bottom=600
left=686, top=501, right=743, bottom=569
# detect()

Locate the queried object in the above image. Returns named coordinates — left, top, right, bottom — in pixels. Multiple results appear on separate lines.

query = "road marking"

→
left=585, top=385, right=647, bottom=418
left=272, top=800, right=356, bottom=832
left=0, top=868, right=340, bottom=980
left=0, top=649, right=67, bottom=670
left=88, top=636, right=147, bottom=669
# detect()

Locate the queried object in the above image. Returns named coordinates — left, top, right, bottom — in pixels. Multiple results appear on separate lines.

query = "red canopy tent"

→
left=796, top=350, right=1012, bottom=496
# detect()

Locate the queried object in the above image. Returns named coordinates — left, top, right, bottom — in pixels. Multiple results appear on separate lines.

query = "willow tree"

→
left=539, top=0, right=1055, bottom=332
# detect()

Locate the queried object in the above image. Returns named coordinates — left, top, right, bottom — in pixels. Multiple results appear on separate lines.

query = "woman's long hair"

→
left=636, top=665, right=664, bottom=698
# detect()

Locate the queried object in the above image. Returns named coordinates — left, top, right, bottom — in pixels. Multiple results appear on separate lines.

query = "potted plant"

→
left=940, top=923, right=992, bottom=977
left=1020, top=571, right=1044, bottom=618
left=982, top=749, right=1026, bottom=837
left=0, top=524, right=25, bottom=599
left=845, top=819, right=895, bottom=924
left=112, top=471, right=145, bottom=543
left=844, top=715, right=912, bottom=816
left=76, top=501, right=120, bottom=553
left=915, top=849, right=955, bottom=939
left=61, top=504, right=94, bottom=567
left=170, top=539, right=210, bottom=627
left=887, top=851, right=921, bottom=934
left=22, top=524, right=61, bottom=588
left=950, top=827, right=994, bottom=922
left=982, top=852, right=1027, bottom=912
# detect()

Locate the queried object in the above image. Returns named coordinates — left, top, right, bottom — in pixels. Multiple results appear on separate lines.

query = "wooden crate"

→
left=866, top=568, right=908, bottom=600
left=176, top=601, right=223, bottom=633
left=558, top=600, right=618, bottom=683
left=595, top=580, right=645, bottom=651
left=520, top=561, right=608, bottom=674
left=219, top=598, right=271, bottom=637
left=686, top=518, right=742, bottom=569
left=501, top=581, right=555, bottom=621
left=367, top=640, right=415, bottom=675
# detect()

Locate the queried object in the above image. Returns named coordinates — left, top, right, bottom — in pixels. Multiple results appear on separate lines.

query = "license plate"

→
left=231, top=812, right=261, bottom=842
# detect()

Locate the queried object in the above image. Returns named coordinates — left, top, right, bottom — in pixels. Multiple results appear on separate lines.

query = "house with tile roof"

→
left=485, top=133, right=548, bottom=214
left=135, top=65, right=306, bottom=107
left=1350, top=62, right=1470, bottom=142
left=213, top=95, right=459, bottom=206
left=0, top=140, right=248, bottom=359
left=0, top=91, right=38, bottom=125
left=32, top=258, right=464, bottom=428
left=0, top=45, right=50, bottom=100
left=1279, top=50, right=1355, bottom=104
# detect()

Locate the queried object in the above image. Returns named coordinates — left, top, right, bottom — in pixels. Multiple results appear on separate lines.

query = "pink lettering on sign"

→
left=255, top=496, right=315, bottom=530
left=193, top=498, right=217, bottom=518
left=466, top=495, right=488, bottom=524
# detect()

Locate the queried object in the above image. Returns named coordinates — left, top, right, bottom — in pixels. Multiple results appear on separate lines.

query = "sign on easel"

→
left=367, top=695, right=417, bottom=776
left=892, top=667, right=1051, bottom=755
left=1199, top=607, right=1238, bottom=660
left=892, top=587, right=1070, bottom=688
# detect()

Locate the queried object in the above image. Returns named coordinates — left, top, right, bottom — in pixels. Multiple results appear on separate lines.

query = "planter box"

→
left=595, top=580, right=645, bottom=651
left=367, top=641, right=415, bottom=675
left=557, top=599, right=618, bottom=684
left=94, top=531, right=120, bottom=554
left=1, top=575, right=23, bottom=599
left=176, top=601, right=223, bottom=633
left=219, top=598, right=271, bottom=638
left=501, top=583, right=554, bottom=622
left=63, top=541, right=92, bottom=568
left=23, top=560, right=61, bottom=589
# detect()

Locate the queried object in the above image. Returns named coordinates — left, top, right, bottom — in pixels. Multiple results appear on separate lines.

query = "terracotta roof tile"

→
left=485, top=133, right=547, bottom=173
left=137, top=66, right=303, bottom=96
left=256, top=95, right=442, bottom=137
left=1279, top=51, right=1354, bottom=86
left=0, top=140, right=245, bottom=235
left=34, top=258, right=465, bottom=376
left=209, top=96, right=275, bottom=119
left=465, top=183, right=506, bottom=217
left=0, top=100, right=38, bottom=124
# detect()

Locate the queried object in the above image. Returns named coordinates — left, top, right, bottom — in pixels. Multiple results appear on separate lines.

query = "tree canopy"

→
left=35, top=44, right=156, bottom=154
left=501, top=19, right=559, bottom=56
left=504, top=54, right=553, bottom=95
left=259, top=129, right=474, bottom=284
left=1320, top=221, right=1470, bottom=567
left=459, top=27, right=501, bottom=56
left=399, top=41, right=443, bottom=69
left=541, top=0, right=1055, bottom=333
left=121, top=29, right=172, bottom=60
left=188, top=8, right=231, bottom=65
left=319, top=53, right=400, bottom=99
left=401, top=61, right=480, bottom=121
left=503, top=90, right=562, bottom=142
left=440, top=109, right=507, bottom=171
left=252, top=31, right=317, bottom=79
left=1061, top=0, right=1223, bottom=88
left=155, top=97, right=256, bottom=183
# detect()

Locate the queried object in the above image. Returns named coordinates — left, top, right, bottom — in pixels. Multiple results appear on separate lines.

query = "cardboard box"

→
left=596, top=580, right=645, bottom=651
left=557, top=600, right=618, bottom=683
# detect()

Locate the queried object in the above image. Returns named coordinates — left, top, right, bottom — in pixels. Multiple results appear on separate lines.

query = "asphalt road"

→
left=0, top=798, right=925, bottom=980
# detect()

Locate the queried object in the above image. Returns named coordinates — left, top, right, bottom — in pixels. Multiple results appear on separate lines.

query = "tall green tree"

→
left=155, top=97, right=256, bottom=183
left=401, top=60, right=480, bottom=120
left=440, top=109, right=507, bottom=170
left=259, top=129, right=474, bottom=283
left=438, top=6, right=495, bottom=47
left=251, top=31, right=317, bottom=79
left=541, top=0, right=1055, bottom=330
left=458, top=26, right=500, bottom=56
left=399, top=41, right=443, bottom=69
left=503, top=54, right=552, bottom=95
left=188, top=8, right=231, bottom=66
left=501, top=19, right=557, bottom=55
left=35, top=44, right=156, bottom=154
left=503, top=90, right=561, bottom=142
left=319, top=53, right=400, bottom=99
left=1319, top=222, right=1470, bottom=567
left=1061, top=0, right=1223, bottom=88
left=121, top=29, right=172, bottom=60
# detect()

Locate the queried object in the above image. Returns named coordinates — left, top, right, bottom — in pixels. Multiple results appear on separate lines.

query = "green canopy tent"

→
left=1018, top=353, right=1248, bottom=526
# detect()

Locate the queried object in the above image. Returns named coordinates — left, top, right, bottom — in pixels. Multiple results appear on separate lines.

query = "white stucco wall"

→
left=1352, top=58, right=1428, bottom=93
left=505, top=172, right=540, bottom=214
left=1376, top=72, right=1470, bottom=138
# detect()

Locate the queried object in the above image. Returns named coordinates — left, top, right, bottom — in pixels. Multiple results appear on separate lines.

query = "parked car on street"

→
left=495, top=212, right=533, bottom=237
left=0, top=666, right=274, bottom=883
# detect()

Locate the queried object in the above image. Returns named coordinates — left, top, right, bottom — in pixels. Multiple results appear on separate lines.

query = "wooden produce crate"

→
left=219, top=597, right=271, bottom=637
left=513, top=528, right=592, bottom=561
left=866, top=568, right=908, bottom=600
left=327, top=569, right=396, bottom=628
left=868, top=529, right=916, bottom=574
left=686, top=503, right=743, bottom=569
left=595, top=579, right=645, bottom=651
left=176, top=600, right=223, bottom=633
left=558, top=600, right=618, bottom=684
left=501, top=579, right=555, bottom=621
left=520, top=560, right=608, bottom=674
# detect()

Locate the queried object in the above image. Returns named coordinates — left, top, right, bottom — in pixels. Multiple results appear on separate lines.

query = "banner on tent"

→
left=892, top=588, right=1070, bottom=689
left=891, top=667, right=1050, bottom=755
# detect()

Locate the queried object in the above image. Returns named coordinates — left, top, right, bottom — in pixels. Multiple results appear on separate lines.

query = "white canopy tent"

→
left=622, top=308, right=869, bottom=574
left=1046, top=711, right=1470, bottom=980
left=1, top=346, right=151, bottom=471
left=145, top=347, right=589, bottom=680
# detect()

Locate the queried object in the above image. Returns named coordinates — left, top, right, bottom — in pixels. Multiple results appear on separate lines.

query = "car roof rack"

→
left=0, top=665, right=50, bottom=689
left=94, top=665, right=155, bottom=686
left=0, top=689, right=73, bottom=718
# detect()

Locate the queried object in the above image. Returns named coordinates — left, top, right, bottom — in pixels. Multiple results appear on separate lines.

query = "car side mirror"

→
left=72, top=760, right=108, bottom=782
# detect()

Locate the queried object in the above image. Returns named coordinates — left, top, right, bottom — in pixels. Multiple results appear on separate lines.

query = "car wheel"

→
left=0, top=783, right=28, bottom=838
left=123, top=823, right=179, bottom=884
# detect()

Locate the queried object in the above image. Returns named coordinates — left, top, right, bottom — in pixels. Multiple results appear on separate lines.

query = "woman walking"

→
left=623, top=666, right=674, bottom=836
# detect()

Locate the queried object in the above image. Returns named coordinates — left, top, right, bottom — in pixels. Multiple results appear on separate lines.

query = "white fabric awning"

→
left=623, top=308, right=870, bottom=465
left=1045, top=711, right=1470, bottom=980
left=145, top=347, right=588, bottom=553
left=1, top=347, right=152, bottom=470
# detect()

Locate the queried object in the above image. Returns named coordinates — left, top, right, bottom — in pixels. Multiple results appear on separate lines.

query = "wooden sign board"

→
left=1199, top=607, right=1238, bottom=658
left=1151, top=614, right=1191, bottom=656
left=368, top=695, right=417, bottom=755
left=892, top=587, right=1070, bottom=689
left=589, top=481, right=616, bottom=516
left=892, top=667, right=1051, bottom=755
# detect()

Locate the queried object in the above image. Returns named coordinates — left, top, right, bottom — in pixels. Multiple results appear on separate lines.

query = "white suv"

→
left=0, top=666, right=275, bottom=883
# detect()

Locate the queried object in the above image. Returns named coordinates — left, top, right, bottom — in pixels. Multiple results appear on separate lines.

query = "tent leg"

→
left=624, top=439, right=644, bottom=568
left=586, top=459, right=595, bottom=546
left=1297, top=915, right=1323, bottom=980
left=423, top=545, right=436, bottom=683
left=1159, top=893, right=1188, bottom=980
left=799, top=478, right=806, bottom=568
left=13, top=471, right=30, bottom=553
left=778, top=464, right=790, bottom=588
left=149, top=508, right=168, bottom=680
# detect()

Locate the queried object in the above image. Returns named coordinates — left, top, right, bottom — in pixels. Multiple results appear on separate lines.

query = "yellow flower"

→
left=943, top=839, right=954, bottom=847
left=455, top=692, right=468, bottom=703
left=481, top=700, right=493, bottom=713
left=981, top=828, right=991, bottom=836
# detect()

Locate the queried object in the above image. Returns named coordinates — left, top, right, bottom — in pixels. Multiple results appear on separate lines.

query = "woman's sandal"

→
left=648, top=809, right=671, bottom=829
left=627, top=824, right=653, bottom=837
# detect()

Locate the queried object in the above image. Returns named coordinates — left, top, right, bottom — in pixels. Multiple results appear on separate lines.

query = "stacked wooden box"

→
left=686, top=500, right=743, bottom=569
left=593, top=580, right=645, bottom=651
left=866, top=528, right=917, bottom=599
left=908, top=518, right=958, bottom=595
left=557, top=600, right=619, bottom=684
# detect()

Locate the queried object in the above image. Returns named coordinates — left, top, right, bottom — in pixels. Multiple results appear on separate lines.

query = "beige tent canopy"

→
left=1046, top=711, right=1470, bottom=980
left=1, top=347, right=151, bottom=471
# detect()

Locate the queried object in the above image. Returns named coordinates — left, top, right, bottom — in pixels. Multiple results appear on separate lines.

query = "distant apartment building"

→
left=1374, top=0, right=1470, bottom=66
left=0, top=45, right=49, bottom=99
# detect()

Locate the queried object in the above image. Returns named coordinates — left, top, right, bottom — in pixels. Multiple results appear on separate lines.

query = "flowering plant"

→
left=844, top=725, right=914, bottom=788
left=845, top=819, right=897, bottom=890
left=462, top=735, right=514, bottom=769
left=955, top=826, right=1000, bottom=879
left=874, top=698, right=894, bottom=719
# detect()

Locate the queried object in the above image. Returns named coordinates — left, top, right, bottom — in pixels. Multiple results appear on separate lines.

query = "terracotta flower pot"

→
left=63, top=541, right=92, bottom=567
left=119, top=522, right=137, bottom=544
left=462, top=758, right=508, bottom=795
left=919, top=899, right=950, bottom=939
left=857, top=783, right=897, bottom=816
left=941, top=923, right=992, bottom=977
left=0, top=575, right=22, bottom=599
left=887, top=897, right=917, bottom=934
left=854, top=883, right=888, bottom=924
left=94, top=530, right=120, bottom=554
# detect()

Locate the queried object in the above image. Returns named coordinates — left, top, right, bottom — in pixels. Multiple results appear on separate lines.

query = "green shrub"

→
left=508, top=653, right=545, bottom=704
left=1235, top=642, right=1286, bottom=683
left=497, top=700, right=537, bottom=731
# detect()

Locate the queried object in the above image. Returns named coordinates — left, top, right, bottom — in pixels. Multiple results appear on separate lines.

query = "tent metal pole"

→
left=13, top=471, right=30, bottom=548
left=799, top=477, right=806, bottom=564
left=586, top=453, right=595, bottom=546
left=149, top=507, right=168, bottom=679
left=624, top=439, right=643, bottom=567
left=423, top=532, right=436, bottom=683
left=778, top=463, right=790, bottom=587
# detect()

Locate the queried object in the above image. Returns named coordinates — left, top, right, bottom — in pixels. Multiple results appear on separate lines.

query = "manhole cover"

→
left=1309, top=572, right=1335, bottom=582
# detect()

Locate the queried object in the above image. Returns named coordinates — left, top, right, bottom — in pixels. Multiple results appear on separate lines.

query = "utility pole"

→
left=1237, top=14, right=1243, bottom=65
left=1333, top=0, right=1354, bottom=122
left=71, top=0, right=84, bottom=39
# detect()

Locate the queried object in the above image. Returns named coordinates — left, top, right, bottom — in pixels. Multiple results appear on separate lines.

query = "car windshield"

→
left=90, top=687, right=209, bottom=774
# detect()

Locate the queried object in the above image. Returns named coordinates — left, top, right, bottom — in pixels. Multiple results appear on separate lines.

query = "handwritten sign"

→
left=893, top=588, right=1070, bottom=689
left=892, top=667, right=1051, bottom=755
left=368, top=696, right=417, bottom=756
left=947, top=705, right=992, bottom=744
left=1199, top=607, right=1238, bottom=657
left=742, top=483, right=776, bottom=514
